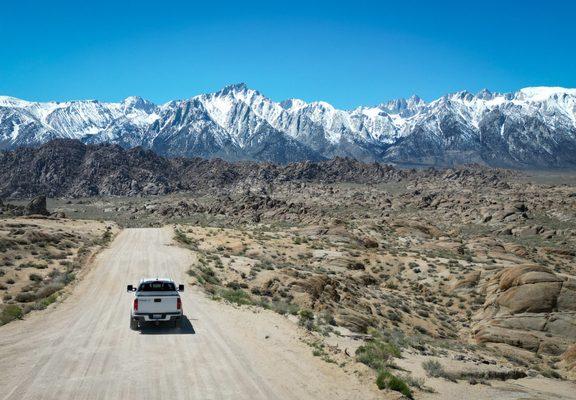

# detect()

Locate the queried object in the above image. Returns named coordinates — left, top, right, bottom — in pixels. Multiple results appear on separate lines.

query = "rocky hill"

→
left=0, top=139, right=516, bottom=198
left=1, top=85, right=576, bottom=168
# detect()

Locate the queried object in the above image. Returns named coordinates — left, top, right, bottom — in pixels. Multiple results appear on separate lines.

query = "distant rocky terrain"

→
left=0, top=139, right=518, bottom=199
left=1, top=85, right=576, bottom=167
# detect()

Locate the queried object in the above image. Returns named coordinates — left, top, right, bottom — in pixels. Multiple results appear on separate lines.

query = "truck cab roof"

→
left=139, top=278, right=174, bottom=284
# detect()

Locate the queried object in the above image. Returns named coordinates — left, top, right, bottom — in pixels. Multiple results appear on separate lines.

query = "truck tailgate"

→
left=137, top=295, right=178, bottom=313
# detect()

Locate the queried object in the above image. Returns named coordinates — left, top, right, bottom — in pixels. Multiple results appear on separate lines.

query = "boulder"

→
left=498, top=265, right=553, bottom=290
left=497, top=282, right=562, bottom=314
left=25, top=195, right=49, bottom=215
left=557, top=278, right=576, bottom=311
left=538, top=336, right=571, bottom=356
left=493, top=315, right=548, bottom=331
left=494, top=265, right=562, bottom=314
left=475, top=325, right=540, bottom=351
left=547, top=314, right=576, bottom=339
left=485, top=343, right=537, bottom=364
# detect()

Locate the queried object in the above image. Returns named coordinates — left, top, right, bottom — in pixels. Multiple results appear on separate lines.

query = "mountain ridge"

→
left=0, top=138, right=517, bottom=198
left=1, top=85, right=575, bottom=168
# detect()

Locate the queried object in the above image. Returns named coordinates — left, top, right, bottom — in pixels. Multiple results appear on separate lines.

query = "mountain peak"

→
left=121, top=96, right=155, bottom=113
left=379, top=95, right=424, bottom=115
left=122, top=95, right=145, bottom=103
left=221, top=82, right=249, bottom=93
left=476, top=88, right=493, bottom=99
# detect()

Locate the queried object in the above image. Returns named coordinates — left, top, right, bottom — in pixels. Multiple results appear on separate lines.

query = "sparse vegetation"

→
left=376, top=370, right=413, bottom=399
left=356, top=338, right=401, bottom=370
left=422, top=360, right=449, bottom=379
left=0, top=218, right=114, bottom=326
left=0, top=304, right=23, bottom=325
left=214, top=288, right=253, bottom=306
left=298, top=309, right=315, bottom=330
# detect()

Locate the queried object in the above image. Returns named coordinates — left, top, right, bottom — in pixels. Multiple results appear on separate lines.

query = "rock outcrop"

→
left=473, top=264, right=576, bottom=357
left=25, top=196, right=49, bottom=215
left=0, top=139, right=516, bottom=199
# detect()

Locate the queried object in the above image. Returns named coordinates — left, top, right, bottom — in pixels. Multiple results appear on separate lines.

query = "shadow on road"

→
left=139, top=315, right=196, bottom=335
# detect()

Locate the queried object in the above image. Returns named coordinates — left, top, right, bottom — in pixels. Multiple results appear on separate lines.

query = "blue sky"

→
left=1, top=0, right=574, bottom=108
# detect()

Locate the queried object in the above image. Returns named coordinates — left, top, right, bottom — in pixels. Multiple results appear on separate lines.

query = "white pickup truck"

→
left=127, top=278, right=185, bottom=330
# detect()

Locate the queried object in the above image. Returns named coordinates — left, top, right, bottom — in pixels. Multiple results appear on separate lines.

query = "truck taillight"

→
left=133, top=298, right=138, bottom=311
left=177, top=298, right=181, bottom=310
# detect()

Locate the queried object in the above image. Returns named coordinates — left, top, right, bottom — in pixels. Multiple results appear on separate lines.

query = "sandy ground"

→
left=0, top=228, right=381, bottom=400
left=397, top=354, right=576, bottom=400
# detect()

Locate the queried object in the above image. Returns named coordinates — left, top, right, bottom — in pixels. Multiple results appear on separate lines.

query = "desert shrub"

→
left=198, top=266, right=220, bottom=285
left=77, top=245, right=90, bottom=257
left=15, top=291, right=36, bottom=303
left=422, top=359, right=457, bottom=381
left=376, top=370, right=413, bottom=398
left=35, top=282, right=64, bottom=298
left=213, top=257, right=224, bottom=269
left=422, top=360, right=444, bottom=377
left=174, top=228, right=198, bottom=250
left=387, top=310, right=402, bottom=322
left=298, top=309, right=315, bottom=329
left=226, top=281, right=248, bottom=290
left=29, top=273, right=43, bottom=282
left=6, top=278, right=15, bottom=284
left=174, top=228, right=194, bottom=246
left=55, top=272, right=75, bottom=285
left=398, top=373, right=427, bottom=391
left=270, top=301, right=299, bottom=316
left=0, top=304, right=23, bottom=324
left=356, top=340, right=401, bottom=370
left=19, top=262, right=47, bottom=269
left=0, top=238, right=17, bottom=252
left=99, top=229, right=113, bottom=245
left=48, top=252, right=67, bottom=260
left=318, top=311, right=336, bottom=326
left=217, top=288, right=253, bottom=306
left=37, top=293, right=58, bottom=309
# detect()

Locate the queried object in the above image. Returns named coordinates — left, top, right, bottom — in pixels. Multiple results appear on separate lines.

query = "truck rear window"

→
left=138, top=281, right=176, bottom=291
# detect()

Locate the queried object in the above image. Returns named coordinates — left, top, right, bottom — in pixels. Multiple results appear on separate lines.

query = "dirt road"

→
left=0, top=228, right=380, bottom=400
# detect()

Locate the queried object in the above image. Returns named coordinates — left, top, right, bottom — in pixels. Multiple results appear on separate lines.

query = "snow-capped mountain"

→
left=1, top=84, right=576, bottom=167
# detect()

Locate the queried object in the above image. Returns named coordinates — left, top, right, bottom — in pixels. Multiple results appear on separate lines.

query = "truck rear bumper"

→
left=133, top=312, right=182, bottom=322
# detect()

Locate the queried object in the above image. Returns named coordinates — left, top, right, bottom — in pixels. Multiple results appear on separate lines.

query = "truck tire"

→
left=130, top=317, right=138, bottom=330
